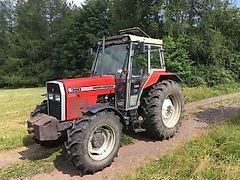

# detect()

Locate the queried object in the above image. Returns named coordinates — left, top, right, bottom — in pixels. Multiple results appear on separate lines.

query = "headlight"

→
left=48, top=93, right=54, bottom=100
left=55, top=94, right=61, bottom=102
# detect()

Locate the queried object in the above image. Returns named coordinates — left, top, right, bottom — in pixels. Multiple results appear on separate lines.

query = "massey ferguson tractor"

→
left=27, top=27, right=184, bottom=174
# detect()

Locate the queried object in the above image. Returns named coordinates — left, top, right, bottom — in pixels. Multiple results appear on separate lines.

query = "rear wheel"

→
left=65, top=111, right=122, bottom=174
left=141, top=80, right=184, bottom=139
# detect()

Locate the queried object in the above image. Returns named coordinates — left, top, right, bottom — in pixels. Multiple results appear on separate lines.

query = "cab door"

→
left=128, top=45, right=149, bottom=108
left=114, top=44, right=131, bottom=110
left=127, top=44, right=164, bottom=109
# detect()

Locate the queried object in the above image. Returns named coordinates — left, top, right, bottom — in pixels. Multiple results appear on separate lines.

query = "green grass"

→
left=0, top=88, right=45, bottom=151
left=122, top=134, right=134, bottom=145
left=124, top=115, right=240, bottom=180
left=184, top=83, right=240, bottom=103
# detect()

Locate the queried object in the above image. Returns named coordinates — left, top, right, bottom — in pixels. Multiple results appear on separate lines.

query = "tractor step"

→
left=133, top=116, right=145, bottom=133
left=134, top=128, right=146, bottom=133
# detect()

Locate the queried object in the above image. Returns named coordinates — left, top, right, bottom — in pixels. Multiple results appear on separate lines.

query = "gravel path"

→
left=0, top=92, right=239, bottom=180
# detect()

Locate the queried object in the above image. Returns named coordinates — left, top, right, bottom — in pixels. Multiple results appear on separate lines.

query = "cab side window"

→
left=132, top=47, right=148, bottom=76
left=150, top=46, right=161, bottom=69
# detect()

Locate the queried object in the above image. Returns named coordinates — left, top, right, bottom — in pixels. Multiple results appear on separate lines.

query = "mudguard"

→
left=144, top=71, right=182, bottom=89
left=83, top=103, right=126, bottom=126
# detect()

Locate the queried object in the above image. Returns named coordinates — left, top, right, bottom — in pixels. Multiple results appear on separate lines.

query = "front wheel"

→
left=65, top=111, right=122, bottom=174
left=141, top=80, right=184, bottom=139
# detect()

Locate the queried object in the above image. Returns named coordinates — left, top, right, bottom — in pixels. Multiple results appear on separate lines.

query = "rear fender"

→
left=83, top=104, right=126, bottom=126
left=143, top=71, right=181, bottom=89
left=136, top=71, right=181, bottom=107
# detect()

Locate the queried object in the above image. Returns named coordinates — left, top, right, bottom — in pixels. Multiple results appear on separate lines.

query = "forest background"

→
left=0, top=0, right=239, bottom=88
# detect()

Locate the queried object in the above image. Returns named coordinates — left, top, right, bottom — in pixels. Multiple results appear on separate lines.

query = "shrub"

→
left=203, top=66, right=235, bottom=87
left=164, top=36, right=194, bottom=86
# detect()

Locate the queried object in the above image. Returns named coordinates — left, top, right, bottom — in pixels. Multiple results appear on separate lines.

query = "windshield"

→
left=94, top=44, right=129, bottom=77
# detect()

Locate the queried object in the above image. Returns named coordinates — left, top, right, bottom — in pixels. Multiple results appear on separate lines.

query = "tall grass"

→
left=125, top=115, right=240, bottom=180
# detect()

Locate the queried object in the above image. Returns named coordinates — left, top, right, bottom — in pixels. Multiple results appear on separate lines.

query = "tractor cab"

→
left=92, top=27, right=165, bottom=110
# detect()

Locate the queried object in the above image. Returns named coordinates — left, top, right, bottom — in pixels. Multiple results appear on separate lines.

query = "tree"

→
left=52, top=0, right=111, bottom=79
left=0, top=0, right=240, bottom=87
left=0, top=0, right=70, bottom=87
left=164, top=36, right=194, bottom=85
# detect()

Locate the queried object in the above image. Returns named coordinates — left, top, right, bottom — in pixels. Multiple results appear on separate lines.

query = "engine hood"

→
left=58, top=75, right=116, bottom=93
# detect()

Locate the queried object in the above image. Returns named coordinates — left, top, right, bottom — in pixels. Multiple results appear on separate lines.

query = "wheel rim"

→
left=162, top=95, right=181, bottom=128
left=88, top=124, right=116, bottom=161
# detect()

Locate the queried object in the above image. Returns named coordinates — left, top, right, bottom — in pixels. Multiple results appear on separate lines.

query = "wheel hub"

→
left=165, top=105, right=173, bottom=117
left=162, top=96, right=180, bottom=128
left=88, top=125, right=116, bottom=161
left=92, top=132, right=105, bottom=148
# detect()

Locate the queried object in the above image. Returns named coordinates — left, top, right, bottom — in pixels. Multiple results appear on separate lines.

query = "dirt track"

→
left=0, top=92, right=240, bottom=180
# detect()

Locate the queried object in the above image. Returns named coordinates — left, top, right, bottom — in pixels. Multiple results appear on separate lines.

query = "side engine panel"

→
left=62, top=76, right=116, bottom=121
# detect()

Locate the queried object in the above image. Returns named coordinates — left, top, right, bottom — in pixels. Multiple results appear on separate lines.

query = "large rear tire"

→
left=141, top=80, right=184, bottom=139
left=65, top=110, right=122, bottom=174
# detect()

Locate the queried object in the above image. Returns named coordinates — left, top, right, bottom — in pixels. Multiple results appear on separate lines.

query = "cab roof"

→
left=128, top=34, right=163, bottom=45
left=104, top=34, right=163, bottom=46
left=102, top=27, right=163, bottom=46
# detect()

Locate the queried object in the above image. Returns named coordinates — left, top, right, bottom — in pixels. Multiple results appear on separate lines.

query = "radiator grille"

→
left=47, top=83, right=61, bottom=120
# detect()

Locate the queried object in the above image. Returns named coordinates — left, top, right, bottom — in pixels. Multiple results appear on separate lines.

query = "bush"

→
left=203, top=66, right=235, bottom=87
left=0, top=75, right=39, bottom=88
left=180, top=64, right=236, bottom=87
left=164, top=36, right=194, bottom=86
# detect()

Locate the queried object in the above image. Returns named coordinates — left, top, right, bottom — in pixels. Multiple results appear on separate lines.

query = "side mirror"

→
left=139, top=42, right=145, bottom=53
left=133, top=42, right=146, bottom=53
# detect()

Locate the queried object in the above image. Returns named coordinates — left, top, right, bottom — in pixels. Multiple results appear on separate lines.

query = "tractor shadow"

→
left=53, top=149, right=80, bottom=176
left=19, top=138, right=80, bottom=176
left=123, top=130, right=157, bottom=143
left=19, top=141, right=62, bottom=161
left=193, top=104, right=240, bottom=125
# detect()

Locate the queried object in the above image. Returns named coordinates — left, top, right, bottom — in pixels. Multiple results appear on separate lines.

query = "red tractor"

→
left=27, top=27, right=184, bottom=174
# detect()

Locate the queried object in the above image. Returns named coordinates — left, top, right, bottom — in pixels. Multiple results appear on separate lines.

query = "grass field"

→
left=0, top=88, right=45, bottom=151
left=0, top=84, right=239, bottom=151
left=184, top=84, right=240, bottom=102
left=124, top=115, right=240, bottom=180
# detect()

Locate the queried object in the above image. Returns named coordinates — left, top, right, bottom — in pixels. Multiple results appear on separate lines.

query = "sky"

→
left=68, top=0, right=240, bottom=7
left=236, top=0, right=240, bottom=6
left=67, top=0, right=85, bottom=7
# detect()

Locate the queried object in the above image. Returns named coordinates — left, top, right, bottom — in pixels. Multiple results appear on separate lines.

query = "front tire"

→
left=141, top=80, right=184, bottom=139
left=65, top=110, right=122, bottom=174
